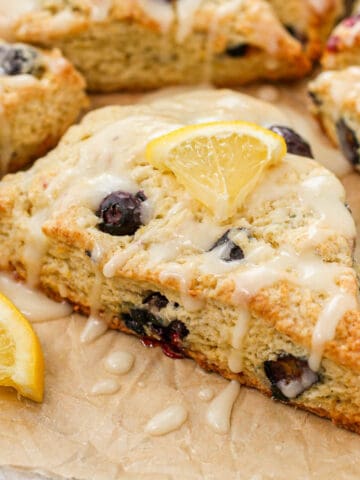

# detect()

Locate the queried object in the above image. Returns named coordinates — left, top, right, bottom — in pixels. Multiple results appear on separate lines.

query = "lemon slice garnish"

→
left=146, top=121, right=286, bottom=220
left=0, top=292, right=44, bottom=402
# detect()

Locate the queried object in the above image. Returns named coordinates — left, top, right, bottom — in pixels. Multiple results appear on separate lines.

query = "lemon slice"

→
left=0, top=292, right=44, bottom=402
left=146, top=121, right=286, bottom=220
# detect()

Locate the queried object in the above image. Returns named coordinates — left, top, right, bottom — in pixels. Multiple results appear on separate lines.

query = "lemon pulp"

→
left=146, top=121, right=287, bottom=220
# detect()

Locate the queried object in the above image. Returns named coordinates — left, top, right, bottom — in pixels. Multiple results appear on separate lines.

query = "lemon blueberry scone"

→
left=0, top=0, right=314, bottom=91
left=0, top=40, right=87, bottom=174
left=266, top=0, right=344, bottom=60
left=322, top=0, right=360, bottom=69
left=309, top=67, right=360, bottom=172
left=0, top=89, right=359, bottom=432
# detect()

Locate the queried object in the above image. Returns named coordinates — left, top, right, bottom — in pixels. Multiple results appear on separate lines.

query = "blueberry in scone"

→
left=268, top=125, right=313, bottom=158
left=0, top=43, right=39, bottom=76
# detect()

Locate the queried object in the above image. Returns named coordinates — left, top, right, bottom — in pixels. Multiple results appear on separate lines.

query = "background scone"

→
left=0, top=40, right=87, bottom=174
left=322, top=0, right=360, bottom=69
left=309, top=67, right=360, bottom=172
left=0, top=0, right=319, bottom=91
left=268, top=0, right=344, bottom=60
left=0, top=89, right=359, bottom=433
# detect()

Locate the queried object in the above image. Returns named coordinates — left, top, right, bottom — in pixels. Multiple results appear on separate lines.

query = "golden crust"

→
left=3, top=0, right=313, bottom=91
left=0, top=90, right=359, bottom=432
left=0, top=42, right=88, bottom=173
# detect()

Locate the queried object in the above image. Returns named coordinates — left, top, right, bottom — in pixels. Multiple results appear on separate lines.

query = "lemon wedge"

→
left=146, top=121, right=286, bottom=220
left=0, top=292, right=44, bottom=402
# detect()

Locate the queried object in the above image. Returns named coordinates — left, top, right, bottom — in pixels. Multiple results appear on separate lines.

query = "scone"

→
left=267, top=0, right=344, bottom=60
left=0, top=0, right=316, bottom=91
left=0, top=89, right=359, bottom=433
left=322, top=0, right=360, bottom=69
left=308, top=67, right=360, bottom=171
left=0, top=40, right=87, bottom=174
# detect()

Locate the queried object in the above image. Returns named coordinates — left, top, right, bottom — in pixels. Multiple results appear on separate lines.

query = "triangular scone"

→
left=309, top=67, right=360, bottom=172
left=0, top=89, right=359, bottom=433
left=0, top=40, right=87, bottom=174
left=322, top=1, right=360, bottom=70
left=1, top=0, right=311, bottom=91
left=267, top=0, right=344, bottom=60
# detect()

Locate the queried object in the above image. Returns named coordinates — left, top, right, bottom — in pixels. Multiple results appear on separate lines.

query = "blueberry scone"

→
left=309, top=67, right=360, bottom=171
left=267, top=0, right=344, bottom=60
left=0, top=0, right=317, bottom=91
left=322, top=0, right=360, bottom=69
left=0, top=89, right=359, bottom=433
left=0, top=40, right=87, bottom=174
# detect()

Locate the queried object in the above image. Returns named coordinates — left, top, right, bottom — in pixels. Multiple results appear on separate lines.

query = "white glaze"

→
left=80, top=316, right=108, bottom=344
left=0, top=272, right=72, bottom=322
left=203, top=0, right=245, bottom=82
left=198, top=387, right=215, bottom=402
left=278, top=369, right=318, bottom=399
left=90, top=379, right=120, bottom=395
left=309, top=292, right=357, bottom=371
left=104, top=351, right=134, bottom=375
left=145, top=405, right=188, bottom=436
left=90, top=0, right=112, bottom=21
left=138, top=0, right=174, bottom=34
left=228, top=309, right=250, bottom=373
left=175, top=0, right=202, bottom=43
left=256, top=85, right=280, bottom=103
left=206, top=380, right=240, bottom=434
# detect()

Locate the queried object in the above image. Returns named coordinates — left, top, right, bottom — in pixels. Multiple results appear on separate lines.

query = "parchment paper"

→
left=1, top=87, right=360, bottom=480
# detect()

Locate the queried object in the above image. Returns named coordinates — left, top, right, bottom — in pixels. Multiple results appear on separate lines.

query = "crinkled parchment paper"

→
left=1, top=87, right=360, bottom=480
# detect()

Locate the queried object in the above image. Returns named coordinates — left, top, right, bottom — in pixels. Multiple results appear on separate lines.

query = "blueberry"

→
left=225, top=43, right=249, bottom=57
left=209, top=229, right=244, bottom=262
left=336, top=119, right=360, bottom=168
left=96, top=191, right=146, bottom=236
left=122, top=313, right=145, bottom=336
left=122, top=307, right=162, bottom=335
left=264, top=354, right=319, bottom=401
left=166, top=320, right=189, bottom=347
left=167, top=320, right=189, bottom=340
left=142, top=292, right=169, bottom=310
left=0, top=44, right=38, bottom=76
left=268, top=125, right=313, bottom=158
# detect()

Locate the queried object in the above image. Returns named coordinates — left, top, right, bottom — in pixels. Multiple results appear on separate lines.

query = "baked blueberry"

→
left=142, top=291, right=169, bottom=310
left=0, top=44, right=39, bottom=76
left=209, top=229, right=244, bottom=262
left=336, top=119, right=360, bottom=168
left=225, top=44, right=249, bottom=58
left=264, top=354, right=319, bottom=401
left=96, top=191, right=146, bottom=236
left=166, top=320, right=189, bottom=347
left=268, top=125, right=313, bottom=158
left=122, top=312, right=146, bottom=336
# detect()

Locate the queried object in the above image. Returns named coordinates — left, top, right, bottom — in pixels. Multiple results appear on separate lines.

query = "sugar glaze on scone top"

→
left=0, top=89, right=358, bottom=382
